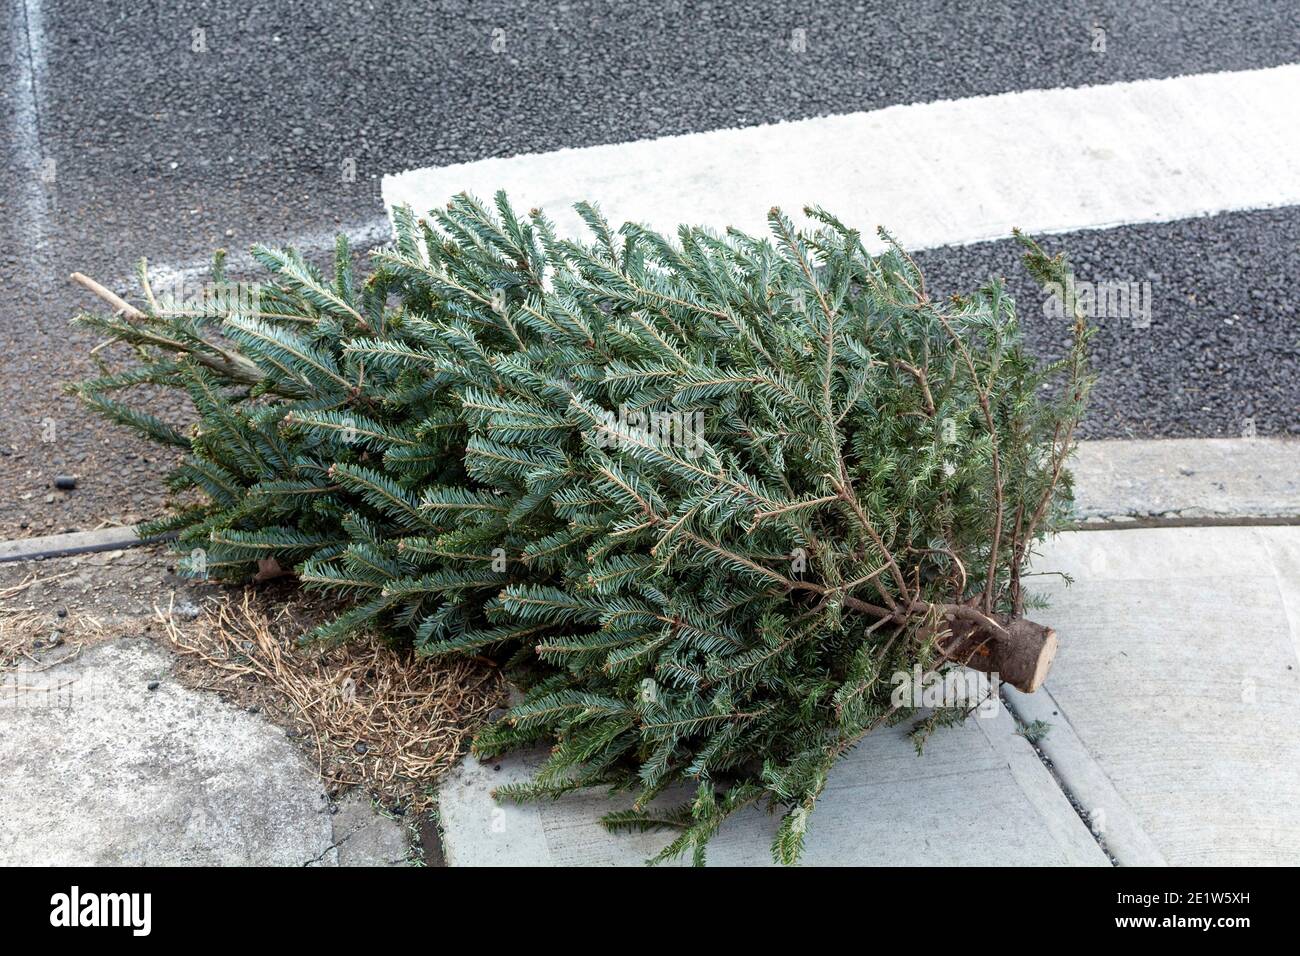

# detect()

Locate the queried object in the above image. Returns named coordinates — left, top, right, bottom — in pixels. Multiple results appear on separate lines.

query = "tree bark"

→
left=937, top=611, right=1058, bottom=694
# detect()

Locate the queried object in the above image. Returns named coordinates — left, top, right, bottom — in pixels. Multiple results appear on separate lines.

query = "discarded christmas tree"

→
left=71, top=194, right=1092, bottom=863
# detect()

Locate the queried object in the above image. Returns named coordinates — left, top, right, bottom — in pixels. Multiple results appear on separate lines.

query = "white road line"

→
left=112, top=217, right=393, bottom=293
left=7, top=0, right=50, bottom=258
left=383, top=65, right=1300, bottom=249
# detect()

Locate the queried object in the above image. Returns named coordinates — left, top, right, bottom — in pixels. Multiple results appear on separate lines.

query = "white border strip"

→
left=7, top=0, right=51, bottom=257
left=384, top=65, right=1300, bottom=248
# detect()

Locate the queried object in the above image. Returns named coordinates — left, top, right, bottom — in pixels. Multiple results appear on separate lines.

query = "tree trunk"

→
left=938, top=612, right=1058, bottom=694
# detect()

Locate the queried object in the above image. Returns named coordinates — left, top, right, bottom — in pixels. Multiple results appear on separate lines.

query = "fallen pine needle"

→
left=155, top=590, right=503, bottom=811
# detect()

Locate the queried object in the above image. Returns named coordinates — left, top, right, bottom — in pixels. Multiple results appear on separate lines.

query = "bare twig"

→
left=69, top=271, right=265, bottom=385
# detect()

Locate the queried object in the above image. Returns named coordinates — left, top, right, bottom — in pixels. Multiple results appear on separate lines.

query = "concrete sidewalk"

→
left=436, top=523, right=1300, bottom=866
left=441, top=690, right=1108, bottom=867
left=0, top=547, right=413, bottom=867
left=0, top=639, right=409, bottom=866
left=1010, top=526, right=1300, bottom=866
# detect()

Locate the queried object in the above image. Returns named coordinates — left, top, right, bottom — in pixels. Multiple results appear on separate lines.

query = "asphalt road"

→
left=2, top=0, right=1297, bottom=537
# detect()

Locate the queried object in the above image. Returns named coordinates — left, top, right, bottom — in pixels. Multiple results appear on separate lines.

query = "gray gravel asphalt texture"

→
left=2, top=0, right=1297, bottom=538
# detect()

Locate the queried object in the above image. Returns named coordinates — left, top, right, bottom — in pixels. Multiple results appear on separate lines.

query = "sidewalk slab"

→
left=1022, top=526, right=1300, bottom=865
left=1003, top=681, right=1169, bottom=866
left=0, top=638, right=408, bottom=866
left=439, top=684, right=1108, bottom=867
left=1070, top=438, right=1299, bottom=522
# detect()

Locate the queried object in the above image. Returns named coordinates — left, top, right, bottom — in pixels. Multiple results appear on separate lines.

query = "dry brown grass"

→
left=1, top=569, right=95, bottom=672
left=156, top=590, right=504, bottom=812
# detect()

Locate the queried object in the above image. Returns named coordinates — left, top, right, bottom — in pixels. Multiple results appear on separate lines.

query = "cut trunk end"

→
left=944, top=616, right=1058, bottom=694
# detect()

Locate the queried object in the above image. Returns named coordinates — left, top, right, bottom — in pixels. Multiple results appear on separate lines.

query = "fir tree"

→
left=72, top=193, right=1092, bottom=864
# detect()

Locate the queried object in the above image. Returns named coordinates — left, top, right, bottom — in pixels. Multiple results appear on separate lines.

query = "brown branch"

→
left=890, top=359, right=936, bottom=416
left=1007, top=502, right=1027, bottom=613
left=935, top=311, right=1005, bottom=613
left=71, top=271, right=146, bottom=320
left=70, top=271, right=266, bottom=386
left=1010, top=288, right=1091, bottom=614
left=750, top=494, right=840, bottom=528
left=831, top=479, right=910, bottom=612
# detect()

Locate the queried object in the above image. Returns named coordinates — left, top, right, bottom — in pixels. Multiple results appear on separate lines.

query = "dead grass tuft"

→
left=156, top=590, right=504, bottom=812
left=1, top=569, right=98, bottom=672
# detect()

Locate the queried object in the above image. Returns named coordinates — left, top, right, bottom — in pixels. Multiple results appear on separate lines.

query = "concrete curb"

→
left=1071, top=515, right=1300, bottom=531
left=0, top=525, right=150, bottom=563
left=973, top=687, right=1115, bottom=867
left=1019, top=525, right=1300, bottom=866
left=1071, top=437, right=1299, bottom=522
